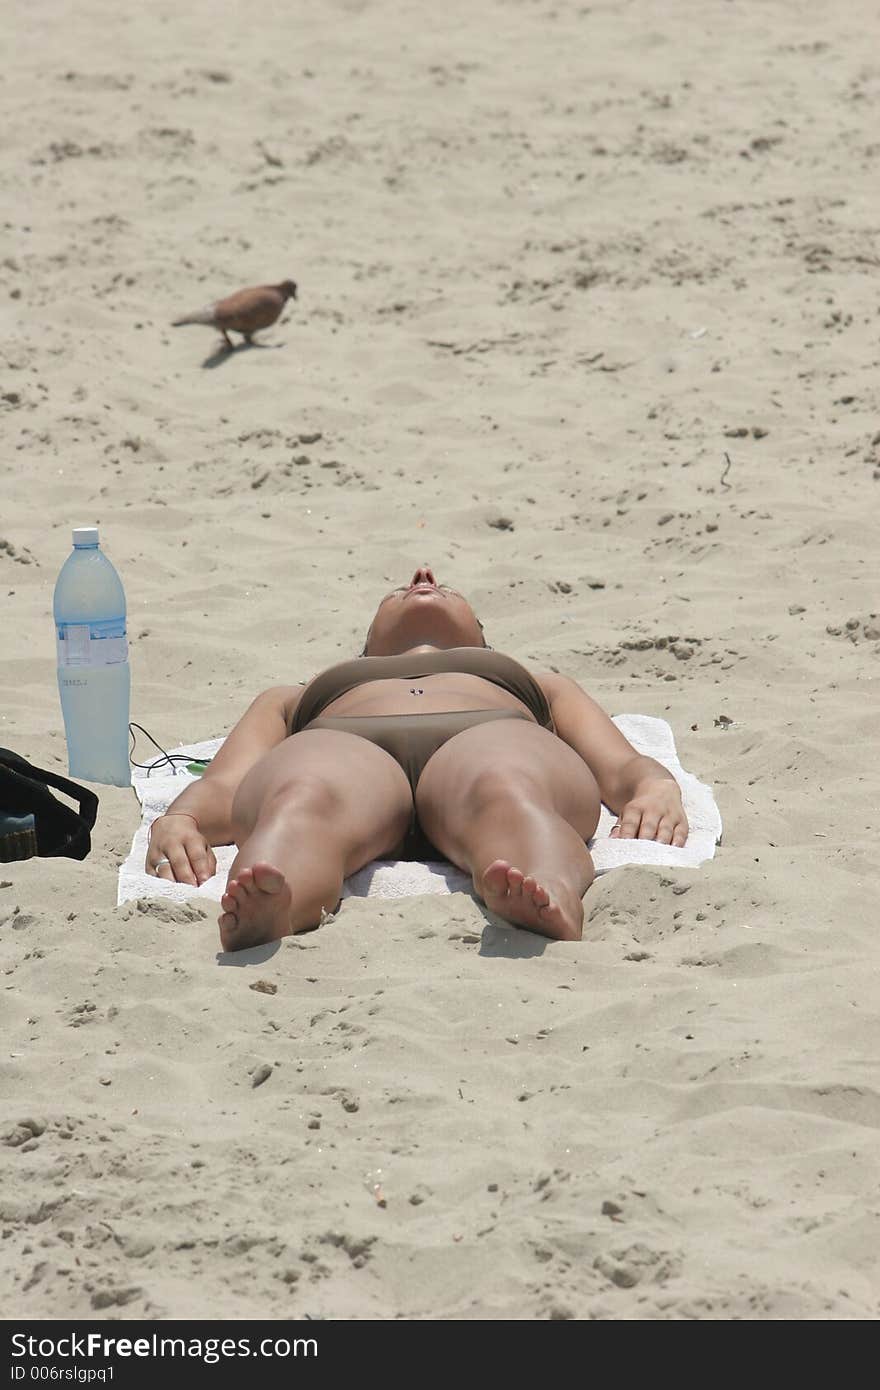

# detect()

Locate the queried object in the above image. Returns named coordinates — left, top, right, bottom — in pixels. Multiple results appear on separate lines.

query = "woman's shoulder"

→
left=250, top=684, right=307, bottom=722
left=513, top=662, right=564, bottom=692
left=522, top=668, right=586, bottom=706
left=256, top=682, right=307, bottom=699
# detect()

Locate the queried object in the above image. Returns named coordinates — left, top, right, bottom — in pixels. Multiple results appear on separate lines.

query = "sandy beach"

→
left=2, top=0, right=878, bottom=1319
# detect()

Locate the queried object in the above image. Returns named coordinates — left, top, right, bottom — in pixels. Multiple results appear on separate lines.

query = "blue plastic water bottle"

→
left=53, top=527, right=131, bottom=787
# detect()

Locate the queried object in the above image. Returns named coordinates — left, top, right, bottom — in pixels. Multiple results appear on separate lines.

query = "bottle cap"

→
left=72, top=527, right=99, bottom=547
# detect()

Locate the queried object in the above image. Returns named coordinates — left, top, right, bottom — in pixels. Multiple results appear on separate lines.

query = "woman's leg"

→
left=219, top=730, right=412, bottom=951
left=415, top=721, right=601, bottom=941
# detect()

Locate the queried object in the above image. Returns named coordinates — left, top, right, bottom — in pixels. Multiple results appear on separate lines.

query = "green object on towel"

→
left=186, top=759, right=212, bottom=776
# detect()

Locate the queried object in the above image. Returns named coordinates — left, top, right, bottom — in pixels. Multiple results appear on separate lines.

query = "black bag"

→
left=0, top=747, right=99, bottom=863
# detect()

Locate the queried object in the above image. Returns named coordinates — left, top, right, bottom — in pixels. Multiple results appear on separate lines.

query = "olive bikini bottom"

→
left=302, top=708, right=533, bottom=859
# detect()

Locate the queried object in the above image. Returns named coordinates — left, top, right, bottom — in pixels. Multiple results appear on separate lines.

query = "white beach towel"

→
left=117, top=715, right=721, bottom=907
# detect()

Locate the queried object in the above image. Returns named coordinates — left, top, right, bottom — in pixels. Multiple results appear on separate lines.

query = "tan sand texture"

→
left=1, top=0, right=878, bottom=1319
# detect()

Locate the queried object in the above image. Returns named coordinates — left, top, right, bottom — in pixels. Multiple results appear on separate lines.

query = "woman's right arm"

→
left=146, top=684, right=303, bottom=885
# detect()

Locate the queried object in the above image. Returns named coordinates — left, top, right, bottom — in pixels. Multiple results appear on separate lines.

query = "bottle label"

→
left=56, top=618, right=128, bottom=667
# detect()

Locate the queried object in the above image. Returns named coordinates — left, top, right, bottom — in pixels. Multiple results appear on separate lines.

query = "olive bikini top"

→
left=290, top=647, right=553, bottom=733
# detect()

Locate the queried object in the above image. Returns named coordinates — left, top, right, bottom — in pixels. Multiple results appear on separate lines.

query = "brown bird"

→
left=171, top=279, right=297, bottom=349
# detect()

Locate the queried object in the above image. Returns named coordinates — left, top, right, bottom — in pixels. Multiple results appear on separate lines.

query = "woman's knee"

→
left=453, top=765, right=549, bottom=815
left=418, top=731, right=601, bottom=841
left=261, top=773, right=347, bottom=822
left=231, top=774, right=328, bottom=842
left=232, top=734, right=412, bottom=849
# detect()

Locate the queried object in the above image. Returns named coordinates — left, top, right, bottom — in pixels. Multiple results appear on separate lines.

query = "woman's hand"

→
left=146, top=812, right=217, bottom=887
left=609, top=778, right=689, bottom=847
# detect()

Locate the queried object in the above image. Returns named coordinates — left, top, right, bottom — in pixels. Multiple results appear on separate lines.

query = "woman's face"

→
left=364, top=566, right=486, bottom=656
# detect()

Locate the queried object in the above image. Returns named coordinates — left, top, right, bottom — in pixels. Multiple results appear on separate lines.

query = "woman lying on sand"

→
left=146, top=566, right=688, bottom=951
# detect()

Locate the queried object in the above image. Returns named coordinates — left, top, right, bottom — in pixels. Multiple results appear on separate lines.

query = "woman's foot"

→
left=478, top=859, right=584, bottom=940
left=219, top=861, right=295, bottom=951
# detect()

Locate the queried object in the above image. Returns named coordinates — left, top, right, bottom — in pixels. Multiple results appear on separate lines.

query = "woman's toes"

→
left=524, top=876, right=550, bottom=908
left=251, top=862, right=287, bottom=895
left=483, top=860, right=513, bottom=897
left=506, top=867, right=525, bottom=896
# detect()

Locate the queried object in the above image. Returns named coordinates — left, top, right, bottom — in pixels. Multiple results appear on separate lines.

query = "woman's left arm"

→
left=536, top=672, right=688, bottom=847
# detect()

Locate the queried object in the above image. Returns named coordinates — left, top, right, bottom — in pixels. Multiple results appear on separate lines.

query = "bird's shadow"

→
left=201, top=340, right=284, bottom=370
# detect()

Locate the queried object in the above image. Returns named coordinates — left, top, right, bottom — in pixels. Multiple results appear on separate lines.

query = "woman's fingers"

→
left=610, top=803, right=689, bottom=846
left=147, top=833, right=215, bottom=886
left=146, top=852, right=173, bottom=878
left=611, top=807, right=662, bottom=839
left=672, top=818, right=689, bottom=848
left=181, top=831, right=216, bottom=884
left=654, top=820, right=674, bottom=845
left=611, top=807, right=643, bottom=838
left=160, top=846, right=199, bottom=886
left=190, top=843, right=217, bottom=885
